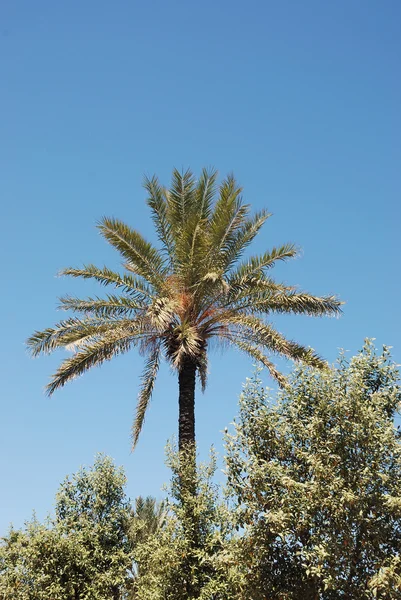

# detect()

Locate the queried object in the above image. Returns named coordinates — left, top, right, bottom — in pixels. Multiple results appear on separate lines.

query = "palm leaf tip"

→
left=45, top=378, right=61, bottom=397
left=26, top=323, right=75, bottom=358
left=321, top=295, right=344, bottom=311
left=322, top=297, right=344, bottom=319
left=26, top=330, right=45, bottom=357
left=295, top=348, right=328, bottom=369
left=131, top=347, right=161, bottom=451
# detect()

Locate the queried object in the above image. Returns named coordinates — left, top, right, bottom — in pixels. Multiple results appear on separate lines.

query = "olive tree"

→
left=225, top=341, right=401, bottom=599
left=0, top=455, right=134, bottom=599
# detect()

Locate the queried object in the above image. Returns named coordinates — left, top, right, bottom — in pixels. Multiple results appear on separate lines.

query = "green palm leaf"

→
left=195, top=167, right=218, bottom=221
left=144, top=175, right=175, bottom=260
left=45, top=333, right=134, bottom=396
left=132, top=344, right=162, bottom=449
left=98, top=218, right=166, bottom=287
left=244, top=291, right=343, bottom=317
left=230, top=242, right=299, bottom=282
left=228, top=338, right=288, bottom=388
left=167, top=168, right=197, bottom=232
left=27, top=317, right=114, bottom=357
left=219, top=209, right=272, bottom=274
left=60, top=264, right=153, bottom=299
left=207, top=175, right=249, bottom=265
left=58, top=294, right=146, bottom=317
left=226, top=314, right=326, bottom=367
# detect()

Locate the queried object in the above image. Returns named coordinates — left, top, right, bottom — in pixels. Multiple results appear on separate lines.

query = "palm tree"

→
left=27, top=168, right=342, bottom=452
left=126, top=496, right=165, bottom=595
left=129, top=496, right=166, bottom=546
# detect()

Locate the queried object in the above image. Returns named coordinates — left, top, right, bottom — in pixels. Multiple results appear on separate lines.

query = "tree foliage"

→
left=225, top=341, right=401, bottom=599
left=0, top=455, right=134, bottom=599
left=3, top=343, right=400, bottom=598
left=27, top=168, right=342, bottom=449
left=132, top=445, right=241, bottom=600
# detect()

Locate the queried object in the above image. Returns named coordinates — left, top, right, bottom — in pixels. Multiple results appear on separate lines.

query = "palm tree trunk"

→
left=178, top=357, right=196, bottom=451
left=178, top=357, right=200, bottom=597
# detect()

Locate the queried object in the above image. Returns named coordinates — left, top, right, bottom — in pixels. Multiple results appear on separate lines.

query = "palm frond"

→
left=221, top=314, right=293, bottom=355
left=219, top=209, right=272, bottom=274
left=228, top=338, right=288, bottom=388
left=132, top=344, right=161, bottom=449
left=168, top=169, right=217, bottom=285
left=279, top=340, right=327, bottom=368
left=60, top=264, right=154, bottom=299
left=224, top=314, right=327, bottom=368
left=230, top=243, right=299, bottom=282
left=98, top=218, right=166, bottom=286
left=45, top=332, right=135, bottom=395
left=27, top=317, right=113, bottom=357
left=224, top=275, right=296, bottom=307
left=190, top=211, right=272, bottom=307
left=167, top=168, right=196, bottom=233
left=241, top=291, right=343, bottom=317
left=173, top=213, right=208, bottom=286
left=144, top=175, right=175, bottom=259
left=197, top=275, right=293, bottom=322
left=196, top=167, right=218, bottom=221
left=27, top=315, right=156, bottom=357
left=208, top=175, right=250, bottom=268
left=58, top=294, right=146, bottom=318
left=210, top=174, right=242, bottom=225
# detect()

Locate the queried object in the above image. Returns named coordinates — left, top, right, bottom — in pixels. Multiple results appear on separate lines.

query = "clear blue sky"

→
left=1, top=0, right=400, bottom=534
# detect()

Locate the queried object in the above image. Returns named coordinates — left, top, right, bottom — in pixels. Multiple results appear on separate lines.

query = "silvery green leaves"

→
left=225, top=341, right=401, bottom=599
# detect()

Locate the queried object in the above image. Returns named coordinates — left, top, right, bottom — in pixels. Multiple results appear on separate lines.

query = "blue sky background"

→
left=1, top=0, right=400, bottom=533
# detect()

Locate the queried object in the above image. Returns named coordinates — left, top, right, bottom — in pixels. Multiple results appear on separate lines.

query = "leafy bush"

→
left=0, top=455, right=134, bottom=599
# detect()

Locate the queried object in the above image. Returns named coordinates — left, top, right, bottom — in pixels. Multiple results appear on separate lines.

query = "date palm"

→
left=27, top=168, right=342, bottom=451
left=129, top=496, right=166, bottom=545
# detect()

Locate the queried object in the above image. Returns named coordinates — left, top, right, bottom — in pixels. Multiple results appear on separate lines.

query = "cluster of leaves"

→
left=130, top=342, right=401, bottom=600
left=131, top=445, right=242, bottom=600
left=0, top=456, right=135, bottom=599
left=1, top=342, right=400, bottom=599
left=225, top=340, right=401, bottom=599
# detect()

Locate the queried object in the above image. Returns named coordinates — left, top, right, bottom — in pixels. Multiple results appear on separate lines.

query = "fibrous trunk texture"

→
left=178, top=357, right=196, bottom=451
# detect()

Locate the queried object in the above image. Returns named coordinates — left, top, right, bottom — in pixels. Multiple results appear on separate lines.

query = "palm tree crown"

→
left=27, top=168, right=342, bottom=449
left=130, top=496, right=166, bottom=541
